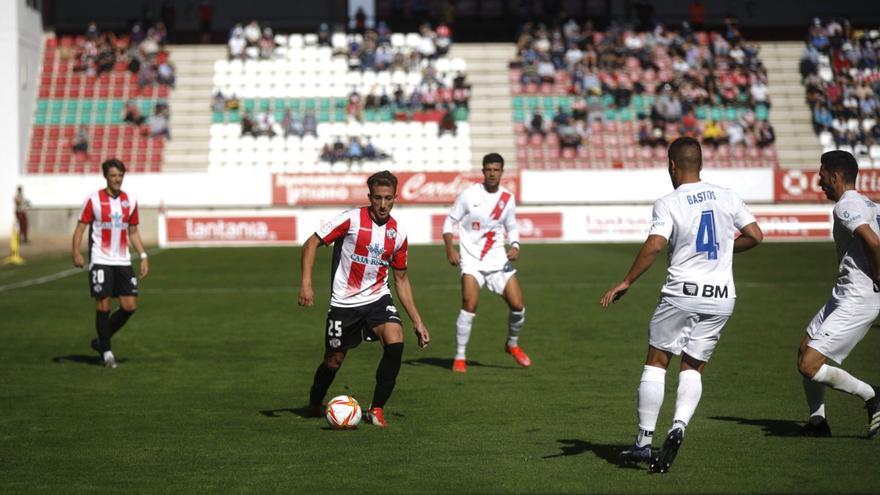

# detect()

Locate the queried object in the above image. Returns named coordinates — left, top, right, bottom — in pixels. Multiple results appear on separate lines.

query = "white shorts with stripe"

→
left=461, top=264, right=517, bottom=295
left=648, top=298, right=730, bottom=362
left=806, top=296, right=879, bottom=364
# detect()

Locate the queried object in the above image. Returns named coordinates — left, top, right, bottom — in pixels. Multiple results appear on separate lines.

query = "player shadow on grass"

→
left=708, top=415, right=860, bottom=439
left=544, top=439, right=641, bottom=469
left=259, top=407, right=314, bottom=418
left=402, top=357, right=519, bottom=370
left=51, top=354, right=127, bottom=366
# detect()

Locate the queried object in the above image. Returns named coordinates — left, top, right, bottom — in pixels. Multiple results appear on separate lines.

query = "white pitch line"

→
left=0, top=248, right=163, bottom=293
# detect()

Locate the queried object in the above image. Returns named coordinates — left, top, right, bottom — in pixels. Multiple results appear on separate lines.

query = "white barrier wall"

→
left=160, top=204, right=834, bottom=247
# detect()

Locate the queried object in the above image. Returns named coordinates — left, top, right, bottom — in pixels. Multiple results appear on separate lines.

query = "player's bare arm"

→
left=442, top=232, right=460, bottom=266
left=128, top=224, right=149, bottom=279
left=733, top=222, right=764, bottom=253
left=854, top=223, right=880, bottom=281
left=506, top=244, right=520, bottom=261
left=298, top=234, right=321, bottom=307
left=600, top=234, right=668, bottom=307
left=71, top=222, right=87, bottom=268
left=392, top=269, right=430, bottom=348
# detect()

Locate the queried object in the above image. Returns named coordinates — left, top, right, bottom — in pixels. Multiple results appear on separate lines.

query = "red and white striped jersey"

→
left=78, top=189, right=140, bottom=267
left=442, top=183, right=519, bottom=271
left=317, top=207, right=408, bottom=308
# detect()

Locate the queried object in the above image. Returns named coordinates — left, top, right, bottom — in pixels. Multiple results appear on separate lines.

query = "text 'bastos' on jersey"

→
left=649, top=181, right=756, bottom=316
left=317, top=207, right=408, bottom=308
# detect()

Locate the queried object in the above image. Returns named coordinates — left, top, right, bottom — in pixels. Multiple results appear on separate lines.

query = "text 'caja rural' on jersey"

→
left=649, top=181, right=756, bottom=315
left=79, top=189, right=140, bottom=267
left=317, top=207, right=408, bottom=308
left=831, top=190, right=880, bottom=307
left=442, top=183, right=519, bottom=271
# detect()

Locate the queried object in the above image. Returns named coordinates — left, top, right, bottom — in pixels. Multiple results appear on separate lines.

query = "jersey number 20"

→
left=696, top=210, right=719, bottom=260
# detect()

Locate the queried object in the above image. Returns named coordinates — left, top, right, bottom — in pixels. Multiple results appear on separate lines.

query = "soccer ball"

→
left=325, top=395, right=362, bottom=429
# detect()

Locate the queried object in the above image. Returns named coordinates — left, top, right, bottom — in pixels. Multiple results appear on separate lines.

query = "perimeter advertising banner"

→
left=161, top=211, right=297, bottom=247
left=775, top=168, right=880, bottom=202
left=272, top=172, right=520, bottom=206
left=430, top=212, right=564, bottom=241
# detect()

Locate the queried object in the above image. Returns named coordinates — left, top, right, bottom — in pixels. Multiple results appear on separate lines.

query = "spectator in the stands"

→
left=756, top=121, right=775, bottom=148
left=124, top=100, right=146, bottom=125
left=526, top=111, right=548, bottom=138
left=282, top=109, right=304, bottom=137
left=241, top=112, right=256, bottom=137
left=228, top=24, right=246, bottom=59
left=701, top=119, right=727, bottom=148
left=211, top=90, right=226, bottom=112
left=72, top=128, right=89, bottom=154
left=149, top=104, right=171, bottom=140
left=348, top=137, right=364, bottom=161
left=302, top=110, right=318, bottom=137
left=439, top=106, right=457, bottom=136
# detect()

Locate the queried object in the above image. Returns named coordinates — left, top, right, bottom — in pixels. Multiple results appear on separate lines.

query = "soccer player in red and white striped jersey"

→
left=442, top=153, right=530, bottom=373
left=299, top=171, right=430, bottom=427
left=72, top=159, right=149, bottom=369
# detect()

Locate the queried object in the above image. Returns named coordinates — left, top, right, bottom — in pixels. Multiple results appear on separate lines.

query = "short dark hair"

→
left=367, top=170, right=398, bottom=194
left=668, top=137, right=702, bottom=171
left=482, top=153, right=505, bottom=168
left=102, top=158, right=126, bottom=177
left=821, top=150, right=858, bottom=184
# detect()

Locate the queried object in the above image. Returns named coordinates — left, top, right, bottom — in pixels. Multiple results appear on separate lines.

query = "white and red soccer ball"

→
left=325, top=395, right=362, bottom=429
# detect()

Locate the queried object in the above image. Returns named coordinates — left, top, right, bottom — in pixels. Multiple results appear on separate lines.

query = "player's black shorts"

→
left=88, top=264, right=139, bottom=299
left=324, top=295, right=402, bottom=352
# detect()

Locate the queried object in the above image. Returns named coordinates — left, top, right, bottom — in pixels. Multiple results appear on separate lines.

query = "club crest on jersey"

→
left=498, top=200, right=506, bottom=209
left=386, top=228, right=397, bottom=239
left=121, top=200, right=130, bottom=208
left=472, top=221, right=481, bottom=229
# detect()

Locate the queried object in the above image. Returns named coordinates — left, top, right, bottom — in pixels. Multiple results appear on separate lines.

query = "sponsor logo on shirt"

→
left=351, top=243, right=389, bottom=266
left=97, top=212, right=128, bottom=229
left=682, top=282, right=729, bottom=298
left=683, top=282, right=699, bottom=296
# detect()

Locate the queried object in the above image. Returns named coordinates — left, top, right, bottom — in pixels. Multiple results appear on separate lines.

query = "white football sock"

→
left=637, top=365, right=666, bottom=441
left=506, top=308, right=526, bottom=347
left=103, top=350, right=114, bottom=361
left=802, top=376, right=827, bottom=423
left=455, top=309, right=475, bottom=360
left=672, top=369, right=702, bottom=429
left=812, top=364, right=875, bottom=401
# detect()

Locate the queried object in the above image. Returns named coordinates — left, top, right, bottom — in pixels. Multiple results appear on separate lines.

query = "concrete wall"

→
left=22, top=207, right=161, bottom=244
left=0, top=1, right=42, bottom=238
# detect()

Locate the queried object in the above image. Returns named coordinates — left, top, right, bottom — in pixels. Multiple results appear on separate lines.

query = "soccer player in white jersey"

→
left=71, top=159, right=149, bottom=369
left=299, top=171, right=430, bottom=427
left=442, top=152, right=530, bottom=373
left=600, top=137, right=763, bottom=473
left=794, top=150, right=880, bottom=439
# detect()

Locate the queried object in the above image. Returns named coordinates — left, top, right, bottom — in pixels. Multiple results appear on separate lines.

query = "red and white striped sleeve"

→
left=79, top=194, right=95, bottom=223
left=316, top=209, right=353, bottom=245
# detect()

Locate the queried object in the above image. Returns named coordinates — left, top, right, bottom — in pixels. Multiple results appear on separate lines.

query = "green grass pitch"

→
left=1, top=243, right=878, bottom=493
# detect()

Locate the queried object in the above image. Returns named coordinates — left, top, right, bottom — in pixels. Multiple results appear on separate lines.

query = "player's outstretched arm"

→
left=128, top=225, right=149, bottom=279
left=71, top=222, right=87, bottom=268
left=854, top=224, right=880, bottom=281
left=600, top=234, right=667, bottom=307
left=733, top=222, right=763, bottom=253
left=442, top=232, right=460, bottom=266
left=298, top=234, right=321, bottom=307
left=392, top=269, right=430, bottom=348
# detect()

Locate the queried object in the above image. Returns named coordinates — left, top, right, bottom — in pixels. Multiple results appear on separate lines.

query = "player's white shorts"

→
left=648, top=299, right=730, bottom=362
left=461, top=265, right=517, bottom=295
left=806, top=297, right=879, bottom=364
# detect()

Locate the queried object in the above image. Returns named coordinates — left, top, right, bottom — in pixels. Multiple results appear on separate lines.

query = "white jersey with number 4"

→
left=443, top=183, right=520, bottom=272
left=649, top=181, right=756, bottom=315
left=831, top=190, right=880, bottom=306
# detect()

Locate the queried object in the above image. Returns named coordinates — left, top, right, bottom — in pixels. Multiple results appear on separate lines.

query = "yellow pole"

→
left=2, top=226, right=25, bottom=265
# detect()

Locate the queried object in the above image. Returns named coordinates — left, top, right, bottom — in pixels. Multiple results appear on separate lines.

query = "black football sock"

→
left=371, top=342, right=404, bottom=409
left=110, top=308, right=135, bottom=335
left=309, top=362, right=340, bottom=406
left=95, top=310, right=112, bottom=352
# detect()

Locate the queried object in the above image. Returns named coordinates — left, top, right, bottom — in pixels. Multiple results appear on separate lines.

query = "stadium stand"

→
left=27, top=30, right=172, bottom=174
left=800, top=19, right=880, bottom=168
left=208, top=23, right=472, bottom=172
left=509, top=21, right=780, bottom=170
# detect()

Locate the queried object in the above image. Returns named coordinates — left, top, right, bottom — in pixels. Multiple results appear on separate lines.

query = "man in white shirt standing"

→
left=600, top=137, right=763, bottom=473
left=794, top=150, right=880, bottom=439
left=443, top=153, right=530, bottom=373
